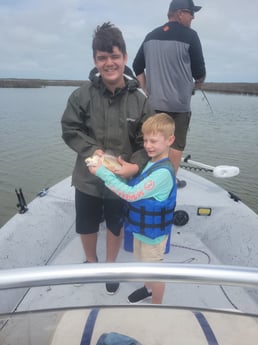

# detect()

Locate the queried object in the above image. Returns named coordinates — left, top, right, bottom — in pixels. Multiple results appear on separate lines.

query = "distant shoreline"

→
left=0, top=78, right=258, bottom=96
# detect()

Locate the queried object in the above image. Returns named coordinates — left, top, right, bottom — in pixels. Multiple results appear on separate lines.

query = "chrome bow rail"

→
left=1, top=263, right=258, bottom=290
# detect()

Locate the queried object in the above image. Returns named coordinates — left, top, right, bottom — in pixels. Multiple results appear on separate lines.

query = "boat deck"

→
left=1, top=167, right=258, bottom=344
left=12, top=223, right=257, bottom=315
left=1, top=169, right=258, bottom=314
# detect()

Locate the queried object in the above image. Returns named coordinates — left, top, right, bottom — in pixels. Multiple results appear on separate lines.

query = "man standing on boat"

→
left=133, top=0, right=206, bottom=187
left=61, top=23, right=153, bottom=295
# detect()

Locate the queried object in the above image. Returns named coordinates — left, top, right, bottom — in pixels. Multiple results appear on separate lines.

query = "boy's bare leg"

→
left=145, top=281, right=165, bottom=304
left=169, top=147, right=182, bottom=175
left=80, top=233, right=98, bottom=262
left=106, top=227, right=123, bottom=262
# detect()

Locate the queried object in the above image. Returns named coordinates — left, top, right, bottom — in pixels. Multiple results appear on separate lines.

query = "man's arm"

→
left=136, top=72, right=148, bottom=95
left=61, top=87, right=99, bottom=158
left=194, top=76, right=206, bottom=89
left=190, top=32, right=206, bottom=85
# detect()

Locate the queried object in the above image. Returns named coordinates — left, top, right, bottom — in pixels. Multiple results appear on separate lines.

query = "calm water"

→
left=0, top=87, right=257, bottom=228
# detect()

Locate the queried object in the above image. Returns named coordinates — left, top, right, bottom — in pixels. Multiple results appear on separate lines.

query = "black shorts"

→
left=156, top=111, right=191, bottom=151
left=75, top=189, right=125, bottom=236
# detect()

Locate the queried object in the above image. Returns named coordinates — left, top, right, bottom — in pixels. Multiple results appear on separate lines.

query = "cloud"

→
left=0, top=0, right=258, bottom=82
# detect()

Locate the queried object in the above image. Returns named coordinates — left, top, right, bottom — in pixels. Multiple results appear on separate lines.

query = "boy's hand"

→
left=85, top=155, right=103, bottom=175
left=114, top=157, right=139, bottom=179
left=88, top=163, right=101, bottom=175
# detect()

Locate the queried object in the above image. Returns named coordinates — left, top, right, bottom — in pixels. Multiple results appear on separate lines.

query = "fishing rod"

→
left=200, top=89, right=214, bottom=115
left=181, top=155, right=240, bottom=178
left=193, top=87, right=214, bottom=115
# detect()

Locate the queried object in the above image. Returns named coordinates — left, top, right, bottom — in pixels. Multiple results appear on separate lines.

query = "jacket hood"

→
left=88, top=66, right=139, bottom=92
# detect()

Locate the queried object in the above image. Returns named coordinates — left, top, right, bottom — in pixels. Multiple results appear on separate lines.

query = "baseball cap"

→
left=168, top=0, right=202, bottom=13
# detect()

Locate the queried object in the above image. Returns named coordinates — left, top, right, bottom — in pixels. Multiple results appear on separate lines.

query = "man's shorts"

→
left=156, top=111, right=191, bottom=151
left=75, top=189, right=125, bottom=236
left=133, top=235, right=168, bottom=262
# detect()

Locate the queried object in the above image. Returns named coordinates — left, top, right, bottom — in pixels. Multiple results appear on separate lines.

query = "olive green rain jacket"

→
left=61, top=74, right=154, bottom=198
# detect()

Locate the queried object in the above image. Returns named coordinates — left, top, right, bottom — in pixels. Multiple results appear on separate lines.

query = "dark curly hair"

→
left=92, top=22, right=127, bottom=58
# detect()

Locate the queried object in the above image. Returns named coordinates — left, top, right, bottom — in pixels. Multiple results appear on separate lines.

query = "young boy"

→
left=88, top=113, right=177, bottom=304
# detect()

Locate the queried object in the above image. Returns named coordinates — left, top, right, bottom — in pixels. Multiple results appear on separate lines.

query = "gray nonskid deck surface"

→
left=2, top=169, right=258, bottom=314
left=17, top=223, right=258, bottom=314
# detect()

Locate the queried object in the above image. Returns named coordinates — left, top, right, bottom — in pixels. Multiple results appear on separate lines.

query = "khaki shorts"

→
left=133, top=235, right=168, bottom=262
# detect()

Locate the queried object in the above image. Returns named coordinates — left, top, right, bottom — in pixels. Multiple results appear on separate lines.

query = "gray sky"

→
left=1, top=0, right=258, bottom=82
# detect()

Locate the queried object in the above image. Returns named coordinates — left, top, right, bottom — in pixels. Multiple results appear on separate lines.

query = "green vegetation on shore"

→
left=201, top=82, right=258, bottom=96
left=0, top=78, right=84, bottom=88
left=0, top=78, right=258, bottom=96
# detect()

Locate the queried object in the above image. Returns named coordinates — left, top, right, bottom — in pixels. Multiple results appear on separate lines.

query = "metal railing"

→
left=1, top=263, right=258, bottom=290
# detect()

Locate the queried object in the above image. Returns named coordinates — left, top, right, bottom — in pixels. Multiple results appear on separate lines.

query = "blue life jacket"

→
left=125, top=158, right=177, bottom=239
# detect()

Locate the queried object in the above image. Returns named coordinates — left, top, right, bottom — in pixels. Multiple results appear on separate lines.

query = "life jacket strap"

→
left=128, top=205, right=175, bottom=232
left=129, top=204, right=174, bottom=216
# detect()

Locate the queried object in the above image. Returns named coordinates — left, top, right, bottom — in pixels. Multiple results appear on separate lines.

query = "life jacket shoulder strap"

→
left=140, top=158, right=174, bottom=181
